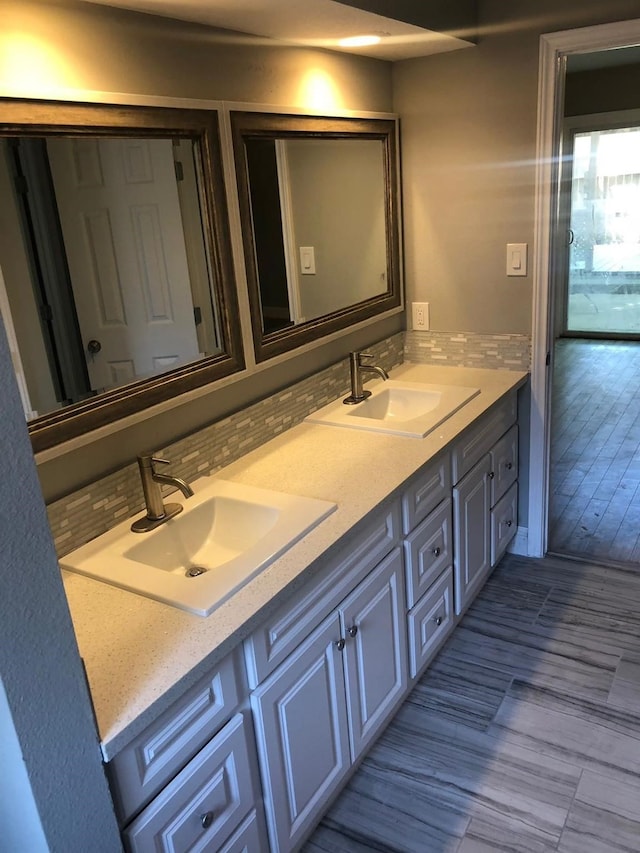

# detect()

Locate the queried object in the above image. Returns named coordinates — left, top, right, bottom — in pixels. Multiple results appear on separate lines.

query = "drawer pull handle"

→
left=432, top=546, right=441, bottom=558
left=505, top=461, right=513, bottom=470
left=336, top=638, right=346, bottom=651
left=348, top=625, right=358, bottom=638
left=200, top=811, right=215, bottom=830
left=434, top=615, right=443, bottom=627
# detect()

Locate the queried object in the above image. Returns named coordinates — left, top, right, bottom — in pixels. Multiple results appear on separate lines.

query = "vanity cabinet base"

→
left=251, top=549, right=407, bottom=853
left=104, top=386, right=523, bottom=853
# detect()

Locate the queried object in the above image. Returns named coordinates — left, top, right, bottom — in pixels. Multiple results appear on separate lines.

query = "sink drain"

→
left=185, top=566, right=208, bottom=578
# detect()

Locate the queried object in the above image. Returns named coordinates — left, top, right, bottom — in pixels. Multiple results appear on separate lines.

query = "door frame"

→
left=275, top=139, right=305, bottom=325
left=529, top=17, right=640, bottom=557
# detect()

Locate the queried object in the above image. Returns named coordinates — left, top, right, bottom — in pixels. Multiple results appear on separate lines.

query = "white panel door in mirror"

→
left=47, top=138, right=200, bottom=393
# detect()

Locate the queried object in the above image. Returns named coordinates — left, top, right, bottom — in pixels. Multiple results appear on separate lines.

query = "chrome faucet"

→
left=343, top=351, right=389, bottom=405
left=131, top=453, right=194, bottom=533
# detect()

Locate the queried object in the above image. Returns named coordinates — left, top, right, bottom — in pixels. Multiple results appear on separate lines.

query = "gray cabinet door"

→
left=251, top=612, right=350, bottom=853
left=340, top=548, right=408, bottom=761
left=453, top=455, right=491, bottom=615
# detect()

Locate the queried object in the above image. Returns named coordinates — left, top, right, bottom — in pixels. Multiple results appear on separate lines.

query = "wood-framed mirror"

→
left=0, top=99, right=244, bottom=453
left=230, top=112, right=402, bottom=362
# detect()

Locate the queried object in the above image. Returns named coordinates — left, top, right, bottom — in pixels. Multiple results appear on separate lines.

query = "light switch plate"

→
left=299, top=246, right=316, bottom=275
left=507, top=243, right=527, bottom=276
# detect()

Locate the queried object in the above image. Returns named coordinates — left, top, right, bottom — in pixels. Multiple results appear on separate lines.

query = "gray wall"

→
left=0, top=315, right=121, bottom=850
left=1, top=0, right=392, bottom=109
left=287, top=139, right=387, bottom=320
left=393, top=0, right=640, bottom=335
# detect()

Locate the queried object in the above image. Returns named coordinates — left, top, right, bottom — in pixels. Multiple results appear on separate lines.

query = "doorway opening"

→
left=548, top=89, right=640, bottom=566
left=529, top=20, right=640, bottom=560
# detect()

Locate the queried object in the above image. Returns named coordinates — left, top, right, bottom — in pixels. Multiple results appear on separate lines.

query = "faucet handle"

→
left=137, top=453, right=170, bottom=470
left=358, top=351, right=375, bottom=362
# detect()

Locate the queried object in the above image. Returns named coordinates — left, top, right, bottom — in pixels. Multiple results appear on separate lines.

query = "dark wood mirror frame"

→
left=1, top=99, right=244, bottom=454
left=230, top=112, right=402, bottom=363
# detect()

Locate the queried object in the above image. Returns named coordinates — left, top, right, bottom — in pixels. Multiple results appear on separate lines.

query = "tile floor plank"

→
left=556, top=770, right=640, bottom=852
left=305, top=552, right=640, bottom=851
left=457, top=814, right=560, bottom=853
left=549, top=339, right=640, bottom=564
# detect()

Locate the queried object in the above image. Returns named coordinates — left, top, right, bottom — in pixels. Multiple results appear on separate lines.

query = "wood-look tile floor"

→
left=549, top=338, right=640, bottom=564
left=304, top=552, right=640, bottom=852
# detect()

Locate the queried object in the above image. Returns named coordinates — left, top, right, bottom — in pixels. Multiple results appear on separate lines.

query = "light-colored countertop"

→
left=62, top=363, right=527, bottom=760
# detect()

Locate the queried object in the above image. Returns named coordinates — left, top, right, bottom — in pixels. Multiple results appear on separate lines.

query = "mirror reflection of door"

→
left=562, top=120, right=640, bottom=338
left=0, top=133, right=223, bottom=421
left=245, top=138, right=294, bottom=334
left=47, top=137, right=200, bottom=392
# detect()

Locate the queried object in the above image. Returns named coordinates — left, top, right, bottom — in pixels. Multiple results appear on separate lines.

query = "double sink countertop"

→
left=61, top=363, right=528, bottom=760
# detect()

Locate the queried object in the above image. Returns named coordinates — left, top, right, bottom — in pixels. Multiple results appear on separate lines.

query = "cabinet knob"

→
left=432, top=546, right=441, bottom=558
left=488, top=471, right=495, bottom=480
left=505, top=461, right=513, bottom=470
left=434, top=615, right=443, bottom=627
left=200, top=811, right=215, bottom=829
left=336, top=638, right=346, bottom=651
left=506, top=520, right=513, bottom=528
left=347, top=625, right=358, bottom=638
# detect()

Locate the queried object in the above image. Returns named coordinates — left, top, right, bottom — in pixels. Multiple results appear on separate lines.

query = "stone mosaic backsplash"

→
left=47, top=329, right=531, bottom=558
left=47, top=334, right=404, bottom=557
left=404, top=330, right=530, bottom=371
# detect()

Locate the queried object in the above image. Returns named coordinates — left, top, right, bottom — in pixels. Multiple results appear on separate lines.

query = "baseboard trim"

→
left=507, top=525, right=528, bottom=556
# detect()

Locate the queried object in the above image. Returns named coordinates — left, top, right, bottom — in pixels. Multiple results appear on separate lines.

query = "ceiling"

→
left=82, top=0, right=475, bottom=61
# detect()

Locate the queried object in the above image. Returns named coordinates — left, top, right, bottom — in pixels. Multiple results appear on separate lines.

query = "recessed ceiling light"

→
left=338, top=35, right=382, bottom=48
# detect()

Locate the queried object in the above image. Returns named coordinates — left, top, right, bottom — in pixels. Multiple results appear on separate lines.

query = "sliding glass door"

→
left=565, top=122, right=640, bottom=336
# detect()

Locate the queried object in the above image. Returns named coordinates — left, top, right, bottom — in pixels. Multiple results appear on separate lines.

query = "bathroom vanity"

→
left=61, top=363, right=526, bottom=852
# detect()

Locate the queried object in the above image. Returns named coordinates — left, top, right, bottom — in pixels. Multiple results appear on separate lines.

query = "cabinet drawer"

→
left=407, top=568, right=454, bottom=680
left=402, top=452, right=451, bottom=534
left=491, top=482, right=518, bottom=566
left=490, top=424, right=518, bottom=506
left=451, top=393, right=517, bottom=484
left=109, top=651, right=240, bottom=823
left=123, top=713, right=255, bottom=853
left=244, top=501, right=401, bottom=688
left=403, top=498, right=452, bottom=609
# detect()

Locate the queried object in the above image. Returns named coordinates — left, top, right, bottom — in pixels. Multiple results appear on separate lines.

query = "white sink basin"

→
left=60, top=479, right=336, bottom=616
left=347, top=385, right=442, bottom=421
left=306, top=380, right=480, bottom=438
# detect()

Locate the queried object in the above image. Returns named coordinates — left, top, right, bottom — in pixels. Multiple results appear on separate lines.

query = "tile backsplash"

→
left=404, top=330, right=530, bottom=370
left=48, top=334, right=404, bottom=557
left=47, top=329, right=531, bottom=558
